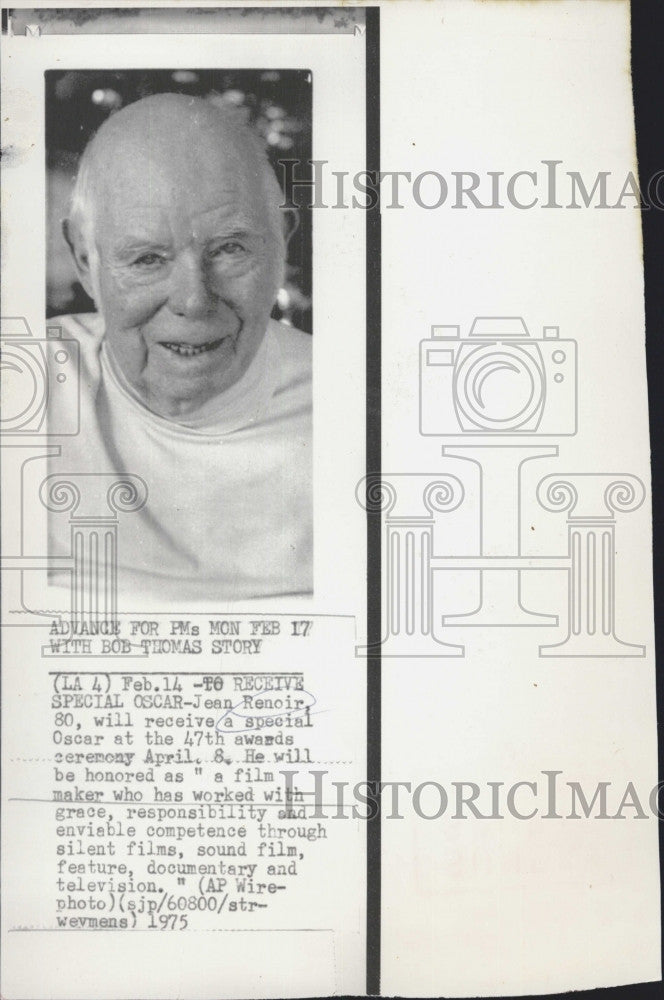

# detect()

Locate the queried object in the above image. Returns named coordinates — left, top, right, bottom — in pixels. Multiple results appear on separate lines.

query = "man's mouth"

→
left=159, top=337, right=227, bottom=357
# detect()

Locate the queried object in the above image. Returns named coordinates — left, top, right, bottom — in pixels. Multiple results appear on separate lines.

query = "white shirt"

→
left=47, top=313, right=312, bottom=602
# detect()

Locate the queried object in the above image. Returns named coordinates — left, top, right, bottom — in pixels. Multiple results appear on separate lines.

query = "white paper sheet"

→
left=1, top=2, right=660, bottom=998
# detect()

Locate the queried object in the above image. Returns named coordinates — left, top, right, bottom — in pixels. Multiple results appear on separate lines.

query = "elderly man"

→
left=47, top=93, right=312, bottom=602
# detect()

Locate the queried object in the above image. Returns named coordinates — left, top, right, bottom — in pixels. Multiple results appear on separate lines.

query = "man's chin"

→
left=143, top=358, right=247, bottom=420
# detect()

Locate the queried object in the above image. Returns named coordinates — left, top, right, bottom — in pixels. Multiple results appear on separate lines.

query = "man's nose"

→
left=166, top=251, right=215, bottom=319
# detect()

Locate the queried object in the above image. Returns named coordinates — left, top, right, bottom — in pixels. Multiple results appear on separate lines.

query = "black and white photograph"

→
left=44, top=67, right=314, bottom=603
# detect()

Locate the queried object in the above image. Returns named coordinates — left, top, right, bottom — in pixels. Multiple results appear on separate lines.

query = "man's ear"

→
left=62, top=217, right=97, bottom=302
left=282, top=207, right=299, bottom=247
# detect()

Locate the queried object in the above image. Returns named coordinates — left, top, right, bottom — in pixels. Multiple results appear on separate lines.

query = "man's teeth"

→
left=161, top=339, right=223, bottom=357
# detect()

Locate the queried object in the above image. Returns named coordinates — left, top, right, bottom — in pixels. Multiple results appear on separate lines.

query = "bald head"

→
left=69, top=93, right=286, bottom=259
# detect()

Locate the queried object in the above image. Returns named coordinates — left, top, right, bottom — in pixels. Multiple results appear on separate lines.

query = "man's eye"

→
left=132, top=252, right=165, bottom=268
left=209, top=242, right=246, bottom=258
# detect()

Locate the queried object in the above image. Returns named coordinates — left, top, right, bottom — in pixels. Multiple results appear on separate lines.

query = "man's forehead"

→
left=97, top=155, right=266, bottom=223
left=99, top=198, right=268, bottom=241
left=109, top=193, right=264, bottom=231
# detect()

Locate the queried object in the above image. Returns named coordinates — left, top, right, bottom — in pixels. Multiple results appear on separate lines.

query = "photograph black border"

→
left=365, top=6, right=381, bottom=995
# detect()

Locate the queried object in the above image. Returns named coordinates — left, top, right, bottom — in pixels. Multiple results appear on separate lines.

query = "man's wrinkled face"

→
left=90, top=129, right=284, bottom=419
